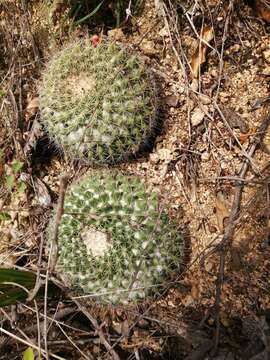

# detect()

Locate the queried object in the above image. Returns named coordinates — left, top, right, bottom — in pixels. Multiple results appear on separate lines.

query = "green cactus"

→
left=40, top=40, right=158, bottom=164
left=48, top=171, right=183, bottom=304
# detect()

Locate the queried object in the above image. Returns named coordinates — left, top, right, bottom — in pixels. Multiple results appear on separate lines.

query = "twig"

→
left=214, top=110, right=270, bottom=352
left=48, top=174, right=69, bottom=273
left=72, top=299, right=121, bottom=360
left=44, top=174, right=68, bottom=359
left=198, top=176, right=269, bottom=185
left=0, top=327, right=65, bottom=360
left=27, top=233, right=45, bottom=302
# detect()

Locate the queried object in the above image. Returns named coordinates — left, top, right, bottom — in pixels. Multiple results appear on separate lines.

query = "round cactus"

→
left=40, top=39, right=159, bottom=164
left=48, top=171, right=183, bottom=304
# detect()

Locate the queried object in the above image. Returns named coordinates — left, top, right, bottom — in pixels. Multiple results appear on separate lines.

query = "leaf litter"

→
left=0, top=0, right=270, bottom=359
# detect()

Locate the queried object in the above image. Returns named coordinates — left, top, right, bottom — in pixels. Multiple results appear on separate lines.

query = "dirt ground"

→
left=0, top=0, right=270, bottom=359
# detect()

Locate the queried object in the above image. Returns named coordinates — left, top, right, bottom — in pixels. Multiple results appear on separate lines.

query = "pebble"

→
left=140, top=40, right=159, bottom=56
left=107, top=28, right=125, bottom=41
left=191, top=107, right=205, bottom=127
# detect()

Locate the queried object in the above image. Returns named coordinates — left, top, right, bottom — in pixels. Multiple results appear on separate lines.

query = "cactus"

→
left=40, top=40, right=159, bottom=164
left=48, top=171, right=183, bottom=304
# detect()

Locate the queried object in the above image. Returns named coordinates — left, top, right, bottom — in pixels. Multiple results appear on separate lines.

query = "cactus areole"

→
left=40, top=40, right=158, bottom=164
left=49, top=171, right=183, bottom=304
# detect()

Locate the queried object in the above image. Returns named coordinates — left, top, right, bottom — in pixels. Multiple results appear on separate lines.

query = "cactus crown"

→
left=50, top=171, right=183, bottom=304
left=40, top=40, right=158, bottom=164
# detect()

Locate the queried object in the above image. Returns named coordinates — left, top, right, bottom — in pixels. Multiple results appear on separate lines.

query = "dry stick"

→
left=214, top=111, right=270, bottom=352
left=72, top=299, right=121, bottom=360
left=0, top=327, right=65, bottom=360
left=56, top=322, right=95, bottom=360
left=27, top=234, right=45, bottom=302
left=48, top=174, right=69, bottom=273
left=43, top=174, right=68, bottom=359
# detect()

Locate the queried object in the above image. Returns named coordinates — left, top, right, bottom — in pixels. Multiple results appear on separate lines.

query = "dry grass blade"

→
left=0, top=327, right=65, bottom=360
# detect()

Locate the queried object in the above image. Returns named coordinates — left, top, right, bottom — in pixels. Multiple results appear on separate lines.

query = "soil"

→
left=0, top=0, right=270, bottom=359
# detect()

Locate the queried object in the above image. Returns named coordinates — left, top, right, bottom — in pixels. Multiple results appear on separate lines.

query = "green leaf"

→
left=0, top=269, right=61, bottom=307
left=11, top=160, right=24, bottom=174
left=23, top=347, right=35, bottom=360
left=0, top=212, right=11, bottom=222
left=74, top=0, right=104, bottom=25
left=5, top=174, right=14, bottom=191
left=17, top=181, right=27, bottom=194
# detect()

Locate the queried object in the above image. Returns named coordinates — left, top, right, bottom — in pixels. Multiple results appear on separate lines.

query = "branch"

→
left=48, top=174, right=69, bottom=274
left=72, top=299, right=121, bottom=360
left=214, top=110, right=270, bottom=351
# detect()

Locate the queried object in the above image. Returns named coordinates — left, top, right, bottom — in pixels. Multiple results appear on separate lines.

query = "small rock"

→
left=199, top=94, right=211, bottom=105
left=182, top=294, right=194, bottom=306
left=149, top=153, right=159, bottom=163
left=137, top=319, right=149, bottom=329
left=201, top=151, right=210, bottom=161
left=159, top=26, right=169, bottom=37
left=108, top=28, right=125, bottom=41
left=190, top=78, right=198, bottom=92
left=157, top=148, right=174, bottom=161
left=205, top=260, right=214, bottom=272
left=165, top=94, right=179, bottom=107
left=191, top=107, right=205, bottom=127
left=263, top=65, right=270, bottom=75
left=140, top=40, right=159, bottom=57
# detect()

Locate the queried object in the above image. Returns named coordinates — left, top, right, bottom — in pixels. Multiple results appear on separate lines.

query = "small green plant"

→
left=4, top=159, right=26, bottom=195
left=48, top=171, right=183, bottom=304
left=68, top=0, right=144, bottom=27
left=23, top=347, right=34, bottom=360
left=40, top=39, right=159, bottom=165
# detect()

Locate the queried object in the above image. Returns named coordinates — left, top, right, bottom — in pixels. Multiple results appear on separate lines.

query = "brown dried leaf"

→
left=191, top=25, right=214, bottom=79
left=121, top=319, right=129, bottom=338
left=215, top=191, right=230, bottom=232
left=33, top=178, right=51, bottom=207
left=165, top=94, right=179, bottom=107
left=219, top=105, right=249, bottom=133
left=191, top=107, right=206, bottom=127
left=255, top=0, right=270, bottom=23
left=25, top=97, right=39, bottom=121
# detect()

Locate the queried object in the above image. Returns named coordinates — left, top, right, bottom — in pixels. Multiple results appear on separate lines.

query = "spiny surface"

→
left=40, top=40, right=157, bottom=164
left=51, top=171, right=183, bottom=304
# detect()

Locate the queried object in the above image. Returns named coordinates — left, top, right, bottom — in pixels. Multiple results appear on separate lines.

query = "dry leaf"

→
left=238, top=132, right=253, bottom=144
left=191, top=25, right=214, bottom=78
left=255, top=0, right=270, bottom=23
left=140, top=40, right=159, bottom=57
left=191, top=107, right=205, bottom=127
left=34, top=178, right=51, bottom=207
left=108, top=28, right=125, bottom=42
left=215, top=191, right=230, bottom=232
left=220, top=311, right=231, bottom=327
left=191, top=284, right=199, bottom=300
left=219, top=105, right=249, bottom=133
left=121, top=319, right=129, bottom=338
left=25, top=97, right=39, bottom=121
left=165, top=94, right=179, bottom=107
